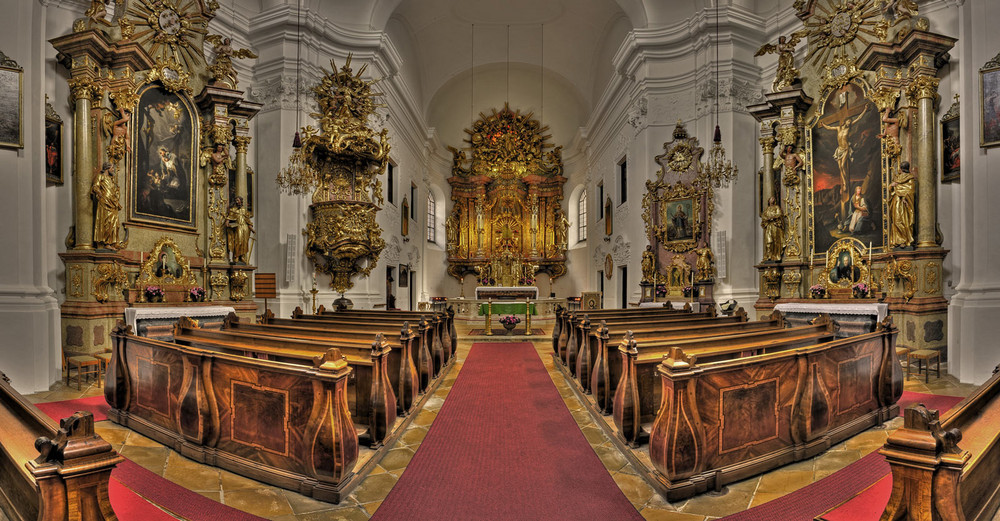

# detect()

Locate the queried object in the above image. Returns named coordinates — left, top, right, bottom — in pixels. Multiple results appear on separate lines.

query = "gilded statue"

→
left=775, top=144, right=803, bottom=186
left=226, top=197, right=255, bottom=263
left=888, top=161, right=915, bottom=249
left=755, top=30, right=808, bottom=92
left=84, top=0, right=109, bottom=27
left=695, top=246, right=716, bottom=282
left=445, top=213, right=459, bottom=255
left=554, top=207, right=569, bottom=251
left=761, top=196, right=786, bottom=262
left=448, top=146, right=467, bottom=177
left=200, top=143, right=232, bottom=185
left=882, top=0, right=918, bottom=22
left=206, top=35, right=258, bottom=88
left=641, top=246, right=656, bottom=284
left=104, top=107, right=131, bottom=166
left=91, top=162, right=121, bottom=249
left=877, top=107, right=906, bottom=159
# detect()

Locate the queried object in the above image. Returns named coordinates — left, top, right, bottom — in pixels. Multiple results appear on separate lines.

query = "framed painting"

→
left=0, top=51, right=22, bottom=149
left=45, top=99, right=63, bottom=185
left=398, top=264, right=409, bottom=288
left=980, top=52, right=1000, bottom=148
left=941, top=96, right=960, bottom=183
left=129, top=84, right=197, bottom=229
left=655, top=183, right=702, bottom=252
left=809, top=80, right=883, bottom=255
left=401, top=197, right=409, bottom=236
left=604, top=197, right=613, bottom=236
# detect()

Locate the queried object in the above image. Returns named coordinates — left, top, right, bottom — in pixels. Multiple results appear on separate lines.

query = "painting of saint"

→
left=828, top=250, right=859, bottom=285
left=130, top=85, right=196, bottom=228
left=942, top=115, right=960, bottom=182
left=154, top=246, right=183, bottom=280
left=811, top=82, right=882, bottom=253
left=982, top=67, right=1000, bottom=147
left=45, top=116, right=62, bottom=185
left=662, top=198, right=695, bottom=242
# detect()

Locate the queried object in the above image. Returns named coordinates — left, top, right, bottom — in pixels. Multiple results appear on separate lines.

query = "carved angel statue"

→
left=200, top=143, right=233, bottom=185
left=84, top=0, right=109, bottom=26
left=755, top=30, right=809, bottom=92
left=447, top=146, right=467, bottom=177
left=103, top=106, right=131, bottom=166
left=206, top=35, right=258, bottom=88
left=881, top=0, right=918, bottom=22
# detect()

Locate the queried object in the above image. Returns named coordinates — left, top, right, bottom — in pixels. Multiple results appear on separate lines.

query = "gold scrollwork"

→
left=924, top=261, right=941, bottom=295
left=135, top=237, right=197, bottom=289
left=905, top=75, right=940, bottom=103
left=820, top=237, right=870, bottom=289
left=763, top=267, right=782, bottom=302
left=782, top=271, right=803, bottom=299
left=210, top=271, right=229, bottom=300
left=143, top=57, right=193, bottom=94
left=884, top=256, right=917, bottom=301
left=230, top=271, right=248, bottom=302
left=68, top=265, right=85, bottom=298
left=821, top=57, right=863, bottom=95
left=92, top=262, right=128, bottom=303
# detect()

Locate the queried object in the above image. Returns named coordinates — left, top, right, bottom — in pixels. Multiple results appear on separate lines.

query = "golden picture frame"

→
left=0, top=51, right=23, bottom=149
left=655, top=184, right=703, bottom=253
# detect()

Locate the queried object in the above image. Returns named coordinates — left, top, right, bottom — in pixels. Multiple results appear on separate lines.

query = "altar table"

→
left=475, top=286, right=539, bottom=300
left=773, top=302, right=889, bottom=337
left=477, top=301, right=537, bottom=336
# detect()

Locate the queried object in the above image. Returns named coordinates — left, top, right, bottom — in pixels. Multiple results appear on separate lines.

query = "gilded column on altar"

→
left=759, top=134, right=776, bottom=205
left=234, top=135, right=251, bottom=202
left=70, top=77, right=99, bottom=249
left=907, top=75, right=940, bottom=249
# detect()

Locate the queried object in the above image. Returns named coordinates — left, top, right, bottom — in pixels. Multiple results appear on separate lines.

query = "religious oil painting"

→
left=810, top=81, right=882, bottom=254
left=941, top=110, right=960, bottom=183
left=661, top=197, right=696, bottom=243
left=130, top=84, right=196, bottom=229
left=45, top=113, right=63, bottom=185
left=980, top=55, right=1000, bottom=148
left=0, top=57, right=22, bottom=149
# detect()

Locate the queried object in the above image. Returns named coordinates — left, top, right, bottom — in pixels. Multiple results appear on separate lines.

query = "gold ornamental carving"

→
left=92, top=262, right=127, bottom=303
left=782, top=271, right=803, bottom=299
left=142, top=57, right=193, bottom=94
left=756, top=30, right=808, bottom=92
left=210, top=270, right=229, bottom=299
left=644, top=121, right=712, bottom=255
left=924, top=261, right=940, bottom=294
left=68, top=76, right=101, bottom=102
left=135, top=237, right=197, bottom=289
left=68, top=265, right=85, bottom=298
left=762, top=267, right=782, bottom=302
left=905, top=75, right=940, bottom=102
left=230, top=271, right=248, bottom=302
left=445, top=104, right=567, bottom=282
left=819, top=238, right=871, bottom=289
left=118, top=0, right=213, bottom=94
left=277, top=56, right=389, bottom=293
left=884, top=256, right=916, bottom=301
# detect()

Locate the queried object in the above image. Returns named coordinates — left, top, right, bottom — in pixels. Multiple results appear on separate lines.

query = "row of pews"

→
left=104, top=306, right=456, bottom=503
left=0, top=371, right=120, bottom=521
left=552, top=303, right=904, bottom=500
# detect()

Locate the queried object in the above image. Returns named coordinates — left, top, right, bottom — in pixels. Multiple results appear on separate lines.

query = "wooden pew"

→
left=223, top=314, right=422, bottom=415
left=293, top=307, right=451, bottom=378
left=0, top=372, right=122, bottom=521
left=583, top=309, right=754, bottom=399
left=106, top=323, right=359, bottom=503
left=878, top=366, right=1000, bottom=521
left=612, top=317, right=839, bottom=444
left=645, top=317, right=902, bottom=500
left=170, top=320, right=397, bottom=448
left=563, top=306, right=712, bottom=377
left=316, top=306, right=456, bottom=365
left=554, top=304, right=692, bottom=363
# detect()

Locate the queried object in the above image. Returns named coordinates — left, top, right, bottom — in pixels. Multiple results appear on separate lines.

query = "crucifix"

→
left=817, top=89, right=870, bottom=221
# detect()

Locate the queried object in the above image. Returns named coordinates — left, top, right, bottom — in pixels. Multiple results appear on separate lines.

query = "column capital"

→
left=759, top=135, right=776, bottom=153
left=905, top=75, right=940, bottom=102
left=233, top=135, right=252, bottom=153
left=68, top=76, right=101, bottom=101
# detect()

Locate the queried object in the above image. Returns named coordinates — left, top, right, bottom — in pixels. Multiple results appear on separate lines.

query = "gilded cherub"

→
left=206, top=35, right=258, bottom=88
left=755, top=30, right=809, bottom=92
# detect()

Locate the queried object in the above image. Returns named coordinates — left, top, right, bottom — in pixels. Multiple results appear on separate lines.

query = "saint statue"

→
left=206, top=35, right=258, bottom=88
left=641, top=246, right=656, bottom=284
left=105, top=107, right=131, bottom=165
left=888, top=161, right=916, bottom=248
left=226, top=197, right=254, bottom=263
left=776, top=144, right=803, bottom=186
left=445, top=213, right=459, bottom=256
left=695, top=246, right=716, bottom=282
left=755, top=31, right=807, bottom=92
left=761, top=196, right=786, bottom=262
left=877, top=107, right=905, bottom=158
left=91, top=162, right=121, bottom=249
left=554, top=207, right=569, bottom=250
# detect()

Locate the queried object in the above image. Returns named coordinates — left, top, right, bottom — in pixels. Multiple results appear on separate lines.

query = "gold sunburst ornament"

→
left=121, top=0, right=210, bottom=93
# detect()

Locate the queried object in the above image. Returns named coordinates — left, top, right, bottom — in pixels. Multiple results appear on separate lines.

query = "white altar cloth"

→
left=475, top=286, right=539, bottom=299
left=126, top=305, right=237, bottom=332
left=773, top=302, right=889, bottom=322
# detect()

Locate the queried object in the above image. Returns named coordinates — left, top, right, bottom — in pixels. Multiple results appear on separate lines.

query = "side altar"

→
left=748, top=1, right=954, bottom=354
left=52, top=1, right=262, bottom=355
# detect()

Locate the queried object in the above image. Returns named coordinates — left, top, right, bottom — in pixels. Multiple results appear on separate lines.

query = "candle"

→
left=868, top=242, right=872, bottom=265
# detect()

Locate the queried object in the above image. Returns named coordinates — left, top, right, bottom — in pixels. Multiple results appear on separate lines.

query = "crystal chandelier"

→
left=703, top=8, right=738, bottom=189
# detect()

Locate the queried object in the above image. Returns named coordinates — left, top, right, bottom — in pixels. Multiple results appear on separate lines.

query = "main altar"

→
left=445, top=104, right=569, bottom=285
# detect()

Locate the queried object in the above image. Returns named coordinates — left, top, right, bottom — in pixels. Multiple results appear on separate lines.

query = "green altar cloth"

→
left=478, top=303, right=537, bottom=316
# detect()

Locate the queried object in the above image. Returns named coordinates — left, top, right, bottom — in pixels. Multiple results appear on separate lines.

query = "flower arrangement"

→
left=809, top=284, right=826, bottom=299
left=682, top=285, right=693, bottom=297
left=478, top=276, right=496, bottom=285
left=655, top=284, right=667, bottom=297
left=145, top=285, right=165, bottom=302
left=518, top=276, right=535, bottom=286
left=189, top=286, right=206, bottom=302
left=498, top=315, right=521, bottom=327
left=852, top=282, right=870, bottom=298
left=431, top=296, right=447, bottom=302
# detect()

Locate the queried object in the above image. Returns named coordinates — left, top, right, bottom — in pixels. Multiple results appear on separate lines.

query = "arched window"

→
left=426, top=192, right=437, bottom=243
left=577, top=189, right=588, bottom=242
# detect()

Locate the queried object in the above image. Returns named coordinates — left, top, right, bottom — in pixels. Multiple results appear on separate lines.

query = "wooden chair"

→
left=63, top=352, right=100, bottom=390
left=906, top=349, right=941, bottom=383
left=895, top=346, right=910, bottom=368
left=95, top=351, right=113, bottom=377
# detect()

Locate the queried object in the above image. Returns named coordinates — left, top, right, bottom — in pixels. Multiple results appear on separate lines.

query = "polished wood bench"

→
left=316, top=306, right=456, bottom=362
left=171, top=320, right=396, bottom=448
left=0, top=371, right=122, bottom=521
left=106, top=323, right=359, bottom=503
left=879, top=365, right=1000, bottom=521
left=555, top=305, right=696, bottom=363
left=646, top=317, right=902, bottom=500
left=612, top=317, right=838, bottom=444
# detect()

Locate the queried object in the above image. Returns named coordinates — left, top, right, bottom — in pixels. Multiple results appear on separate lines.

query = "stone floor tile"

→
left=360, top=500, right=383, bottom=516
left=117, top=445, right=169, bottom=475
left=350, top=472, right=399, bottom=504
left=221, top=487, right=293, bottom=518
left=679, top=490, right=753, bottom=517
left=593, top=445, right=629, bottom=473
left=640, top=508, right=707, bottom=521
left=282, top=489, right=344, bottom=515
left=755, top=470, right=814, bottom=495
left=163, top=452, right=221, bottom=492
left=377, top=447, right=415, bottom=472
left=221, top=469, right=270, bottom=491
left=399, top=426, right=428, bottom=446
left=612, top=471, right=656, bottom=508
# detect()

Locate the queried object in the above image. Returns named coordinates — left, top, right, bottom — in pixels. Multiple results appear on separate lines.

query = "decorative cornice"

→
left=696, top=77, right=766, bottom=117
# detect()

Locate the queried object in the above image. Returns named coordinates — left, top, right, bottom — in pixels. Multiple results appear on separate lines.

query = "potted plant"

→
left=189, top=286, right=206, bottom=302
left=852, top=282, right=870, bottom=299
left=145, top=285, right=165, bottom=303
left=809, top=284, right=826, bottom=299
left=498, top=315, right=520, bottom=335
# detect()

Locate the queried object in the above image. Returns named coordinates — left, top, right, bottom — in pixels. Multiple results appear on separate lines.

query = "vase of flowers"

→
left=499, top=315, right=520, bottom=335
left=189, top=286, right=206, bottom=302
left=809, top=284, right=826, bottom=299
left=655, top=284, right=667, bottom=298
left=852, top=282, right=870, bottom=299
left=682, top=286, right=693, bottom=298
left=145, top=285, right=165, bottom=303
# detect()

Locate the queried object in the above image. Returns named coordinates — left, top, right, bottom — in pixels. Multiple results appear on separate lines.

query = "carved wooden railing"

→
left=0, top=372, right=122, bottom=521
left=106, top=323, right=358, bottom=502
left=879, top=365, right=1000, bottom=521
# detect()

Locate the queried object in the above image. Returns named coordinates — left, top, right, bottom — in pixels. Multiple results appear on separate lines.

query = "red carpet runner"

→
left=372, top=342, right=644, bottom=521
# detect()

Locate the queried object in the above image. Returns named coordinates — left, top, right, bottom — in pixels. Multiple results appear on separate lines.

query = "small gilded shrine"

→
left=640, top=121, right=717, bottom=305
left=446, top=104, right=568, bottom=284
left=276, top=56, right=389, bottom=294
left=52, top=0, right=261, bottom=354
left=749, top=0, right=954, bottom=352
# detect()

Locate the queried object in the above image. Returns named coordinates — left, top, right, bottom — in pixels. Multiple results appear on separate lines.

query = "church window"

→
left=578, top=189, right=588, bottom=242
left=426, top=192, right=436, bottom=243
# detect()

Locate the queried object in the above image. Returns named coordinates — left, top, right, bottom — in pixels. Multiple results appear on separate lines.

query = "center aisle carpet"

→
left=371, top=342, right=644, bottom=521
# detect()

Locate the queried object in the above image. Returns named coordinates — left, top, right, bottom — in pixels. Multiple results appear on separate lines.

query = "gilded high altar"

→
left=52, top=0, right=261, bottom=355
left=446, top=104, right=568, bottom=283
left=749, top=0, right=953, bottom=353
